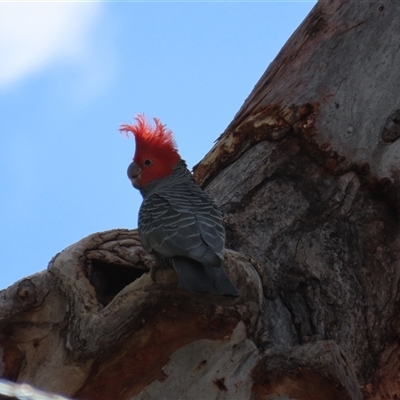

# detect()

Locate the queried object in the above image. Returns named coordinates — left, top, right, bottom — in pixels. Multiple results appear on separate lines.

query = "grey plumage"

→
left=138, top=160, right=239, bottom=296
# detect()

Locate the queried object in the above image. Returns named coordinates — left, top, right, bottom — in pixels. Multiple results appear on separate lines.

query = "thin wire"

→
left=0, top=380, right=69, bottom=400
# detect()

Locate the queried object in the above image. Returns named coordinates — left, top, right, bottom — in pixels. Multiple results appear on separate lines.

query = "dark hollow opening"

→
left=86, top=260, right=146, bottom=306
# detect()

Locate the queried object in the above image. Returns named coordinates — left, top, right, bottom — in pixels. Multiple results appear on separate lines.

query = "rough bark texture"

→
left=1, top=0, right=400, bottom=399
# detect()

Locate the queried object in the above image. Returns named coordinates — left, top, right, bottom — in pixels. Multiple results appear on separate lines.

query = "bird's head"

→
left=120, top=114, right=181, bottom=190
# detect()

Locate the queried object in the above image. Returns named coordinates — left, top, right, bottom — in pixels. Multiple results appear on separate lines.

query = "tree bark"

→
left=1, top=0, right=400, bottom=399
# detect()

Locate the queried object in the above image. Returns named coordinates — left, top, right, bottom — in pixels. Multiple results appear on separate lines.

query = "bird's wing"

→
left=138, top=183, right=224, bottom=264
left=193, top=191, right=225, bottom=258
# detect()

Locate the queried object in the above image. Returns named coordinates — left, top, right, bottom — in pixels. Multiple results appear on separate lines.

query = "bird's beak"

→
left=127, top=162, right=142, bottom=189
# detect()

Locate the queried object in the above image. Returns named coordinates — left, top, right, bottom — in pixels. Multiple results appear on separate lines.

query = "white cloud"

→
left=0, top=2, right=103, bottom=90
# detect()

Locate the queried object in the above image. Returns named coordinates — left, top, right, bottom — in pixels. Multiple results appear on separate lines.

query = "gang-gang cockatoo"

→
left=120, top=114, right=238, bottom=296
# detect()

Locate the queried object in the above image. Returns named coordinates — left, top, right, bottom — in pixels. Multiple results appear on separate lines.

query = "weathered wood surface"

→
left=1, top=0, right=400, bottom=399
left=195, top=0, right=400, bottom=398
left=0, top=230, right=263, bottom=399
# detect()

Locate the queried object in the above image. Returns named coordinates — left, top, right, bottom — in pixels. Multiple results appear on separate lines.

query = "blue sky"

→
left=0, top=1, right=316, bottom=290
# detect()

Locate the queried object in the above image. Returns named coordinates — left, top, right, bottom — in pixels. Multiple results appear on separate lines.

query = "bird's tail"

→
left=171, top=256, right=239, bottom=296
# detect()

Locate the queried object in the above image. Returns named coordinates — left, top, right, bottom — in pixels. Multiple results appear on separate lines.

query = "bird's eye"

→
left=143, top=159, right=152, bottom=166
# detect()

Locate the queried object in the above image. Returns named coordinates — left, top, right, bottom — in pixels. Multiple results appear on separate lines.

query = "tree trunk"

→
left=1, top=1, right=400, bottom=399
